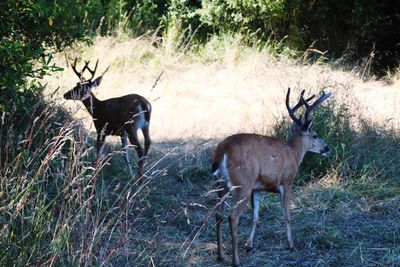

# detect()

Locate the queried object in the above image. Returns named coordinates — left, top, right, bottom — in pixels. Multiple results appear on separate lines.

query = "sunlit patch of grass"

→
left=44, top=30, right=400, bottom=143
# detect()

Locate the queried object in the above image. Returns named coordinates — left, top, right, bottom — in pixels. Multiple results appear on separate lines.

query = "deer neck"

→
left=288, top=134, right=308, bottom=166
left=81, top=92, right=101, bottom=117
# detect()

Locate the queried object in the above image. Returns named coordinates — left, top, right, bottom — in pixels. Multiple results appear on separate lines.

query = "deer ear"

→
left=92, top=76, right=103, bottom=87
left=306, top=120, right=313, bottom=131
left=301, top=120, right=313, bottom=132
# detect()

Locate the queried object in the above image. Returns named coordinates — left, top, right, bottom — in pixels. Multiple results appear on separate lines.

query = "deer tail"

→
left=142, top=102, right=151, bottom=122
left=212, top=149, right=227, bottom=176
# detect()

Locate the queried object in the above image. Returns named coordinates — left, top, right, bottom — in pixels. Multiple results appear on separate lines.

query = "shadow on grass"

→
left=103, top=114, right=400, bottom=267
left=1, top=99, right=399, bottom=266
left=99, top=118, right=399, bottom=267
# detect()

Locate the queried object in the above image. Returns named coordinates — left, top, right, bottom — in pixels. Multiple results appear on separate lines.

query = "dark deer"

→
left=64, top=58, right=151, bottom=178
left=212, top=88, right=331, bottom=266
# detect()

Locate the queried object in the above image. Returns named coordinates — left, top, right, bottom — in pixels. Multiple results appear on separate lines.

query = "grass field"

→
left=46, top=36, right=400, bottom=140
left=2, top=35, right=400, bottom=266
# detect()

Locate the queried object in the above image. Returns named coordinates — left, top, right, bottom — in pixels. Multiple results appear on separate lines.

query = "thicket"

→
left=88, top=0, right=400, bottom=71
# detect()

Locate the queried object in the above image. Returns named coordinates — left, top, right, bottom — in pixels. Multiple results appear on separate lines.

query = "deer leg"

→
left=141, top=125, right=151, bottom=157
left=121, top=134, right=134, bottom=177
left=245, top=190, right=260, bottom=251
left=216, top=185, right=227, bottom=262
left=125, top=126, right=144, bottom=177
left=229, top=189, right=251, bottom=267
left=279, top=185, right=294, bottom=249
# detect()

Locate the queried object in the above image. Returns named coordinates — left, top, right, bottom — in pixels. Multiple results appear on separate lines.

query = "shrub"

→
left=273, top=93, right=400, bottom=189
left=0, top=0, right=90, bottom=120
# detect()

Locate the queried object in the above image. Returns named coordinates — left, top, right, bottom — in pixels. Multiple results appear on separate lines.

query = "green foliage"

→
left=199, top=0, right=294, bottom=42
left=83, top=0, right=400, bottom=71
left=273, top=95, right=400, bottom=190
left=100, top=0, right=165, bottom=35
left=19, top=0, right=392, bottom=72
left=0, top=0, right=90, bottom=119
left=199, top=0, right=399, bottom=65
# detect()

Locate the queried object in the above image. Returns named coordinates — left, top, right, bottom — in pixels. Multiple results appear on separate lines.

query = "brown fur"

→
left=212, top=89, right=331, bottom=266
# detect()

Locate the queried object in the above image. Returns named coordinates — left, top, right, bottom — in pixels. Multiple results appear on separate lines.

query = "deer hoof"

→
left=245, top=244, right=253, bottom=252
left=245, top=240, right=253, bottom=252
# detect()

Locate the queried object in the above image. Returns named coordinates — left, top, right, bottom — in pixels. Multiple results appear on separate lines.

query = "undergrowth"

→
left=0, top=99, right=156, bottom=266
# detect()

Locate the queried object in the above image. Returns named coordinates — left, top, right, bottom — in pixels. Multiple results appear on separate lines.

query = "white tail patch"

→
left=135, top=106, right=147, bottom=129
left=213, top=154, right=232, bottom=189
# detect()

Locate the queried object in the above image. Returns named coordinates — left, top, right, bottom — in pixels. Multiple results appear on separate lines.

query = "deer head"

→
left=286, top=87, right=331, bottom=156
left=63, top=58, right=103, bottom=100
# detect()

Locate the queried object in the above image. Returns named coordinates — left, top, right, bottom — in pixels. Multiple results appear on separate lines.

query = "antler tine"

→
left=292, top=90, right=316, bottom=110
left=285, top=88, right=304, bottom=126
left=83, top=59, right=99, bottom=81
left=302, top=91, right=332, bottom=126
left=71, top=58, right=82, bottom=79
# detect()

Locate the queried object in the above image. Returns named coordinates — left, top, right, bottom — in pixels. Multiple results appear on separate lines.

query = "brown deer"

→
left=212, top=88, right=331, bottom=266
left=64, top=59, right=151, bottom=178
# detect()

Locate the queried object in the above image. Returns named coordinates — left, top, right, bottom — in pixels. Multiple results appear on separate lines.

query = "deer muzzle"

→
left=321, top=146, right=330, bottom=157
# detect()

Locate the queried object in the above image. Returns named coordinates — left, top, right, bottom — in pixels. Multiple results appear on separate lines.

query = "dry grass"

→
left=44, top=36, right=400, bottom=142
left=5, top=34, right=398, bottom=266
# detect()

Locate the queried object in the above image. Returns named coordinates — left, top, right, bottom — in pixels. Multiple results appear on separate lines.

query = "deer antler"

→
left=82, top=59, right=99, bottom=81
left=71, top=58, right=91, bottom=82
left=286, top=88, right=315, bottom=126
left=71, top=58, right=82, bottom=80
left=302, top=91, right=332, bottom=128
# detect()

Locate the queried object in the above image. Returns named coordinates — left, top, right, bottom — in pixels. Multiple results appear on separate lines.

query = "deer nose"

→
left=320, top=146, right=330, bottom=157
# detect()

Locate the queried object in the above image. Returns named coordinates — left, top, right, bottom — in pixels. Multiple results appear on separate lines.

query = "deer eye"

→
left=313, top=135, right=318, bottom=139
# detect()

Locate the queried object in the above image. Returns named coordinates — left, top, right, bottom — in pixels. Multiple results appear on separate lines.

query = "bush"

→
left=273, top=93, right=400, bottom=188
left=199, top=1, right=400, bottom=68
left=0, top=0, right=91, bottom=120
left=90, top=0, right=400, bottom=72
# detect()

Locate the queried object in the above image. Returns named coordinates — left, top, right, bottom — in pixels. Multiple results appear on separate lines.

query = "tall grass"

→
left=0, top=98, right=159, bottom=265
